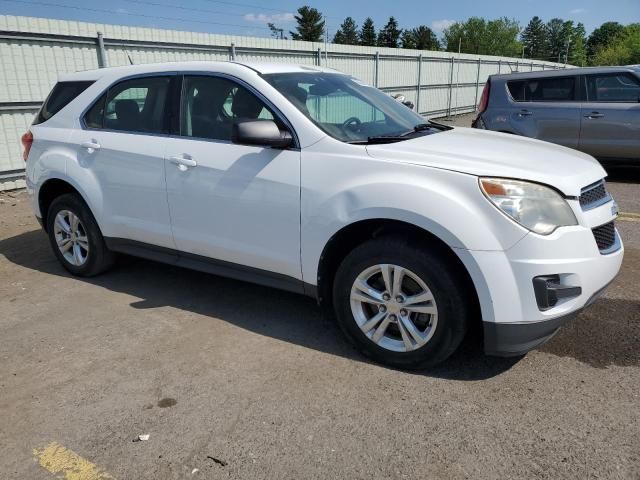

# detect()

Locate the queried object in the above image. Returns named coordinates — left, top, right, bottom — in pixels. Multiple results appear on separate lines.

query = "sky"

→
left=0, top=0, right=638, bottom=39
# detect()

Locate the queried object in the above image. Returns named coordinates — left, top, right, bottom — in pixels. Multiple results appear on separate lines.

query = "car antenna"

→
left=126, top=51, right=135, bottom=65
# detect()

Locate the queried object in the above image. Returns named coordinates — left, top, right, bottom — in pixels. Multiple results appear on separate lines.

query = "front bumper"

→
left=469, top=214, right=623, bottom=356
left=483, top=281, right=610, bottom=356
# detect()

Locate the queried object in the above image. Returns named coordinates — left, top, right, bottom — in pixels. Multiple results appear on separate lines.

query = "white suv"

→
left=23, top=62, right=623, bottom=369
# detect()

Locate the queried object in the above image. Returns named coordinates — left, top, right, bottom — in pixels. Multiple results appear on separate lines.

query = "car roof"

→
left=57, top=61, right=341, bottom=82
left=491, top=65, right=640, bottom=81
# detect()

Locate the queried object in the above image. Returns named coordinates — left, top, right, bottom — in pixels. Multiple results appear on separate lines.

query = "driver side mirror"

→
left=231, top=120, right=293, bottom=148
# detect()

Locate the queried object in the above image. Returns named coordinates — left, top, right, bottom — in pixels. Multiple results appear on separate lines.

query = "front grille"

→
left=592, top=221, right=616, bottom=252
left=580, top=180, right=609, bottom=210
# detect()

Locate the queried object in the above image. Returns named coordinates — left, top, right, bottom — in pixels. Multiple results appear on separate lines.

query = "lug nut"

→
left=400, top=309, right=407, bottom=316
left=382, top=293, right=391, bottom=301
left=388, top=314, right=397, bottom=322
left=379, top=305, right=387, bottom=313
left=395, top=296, right=404, bottom=303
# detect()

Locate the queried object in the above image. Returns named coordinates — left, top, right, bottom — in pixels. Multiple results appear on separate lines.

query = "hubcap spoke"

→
left=391, top=266, right=404, bottom=298
left=371, top=315, right=392, bottom=344
left=379, top=264, right=393, bottom=293
left=396, top=317, right=414, bottom=350
left=69, top=213, right=79, bottom=233
left=399, top=315, right=427, bottom=346
left=360, top=311, right=387, bottom=334
left=351, top=278, right=384, bottom=305
left=55, top=215, right=71, bottom=234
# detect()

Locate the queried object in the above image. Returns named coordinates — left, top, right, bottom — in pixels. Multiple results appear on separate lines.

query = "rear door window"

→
left=507, top=77, right=577, bottom=102
left=585, top=73, right=640, bottom=102
left=84, top=76, right=174, bottom=134
left=33, top=81, right=93, bottom=125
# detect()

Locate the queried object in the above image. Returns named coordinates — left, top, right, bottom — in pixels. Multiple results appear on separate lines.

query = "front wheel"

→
left=333, top=236, right=469, bottom=369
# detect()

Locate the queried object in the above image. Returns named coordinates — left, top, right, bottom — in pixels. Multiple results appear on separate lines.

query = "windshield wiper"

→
left=347, top=122, right=445, bottom=145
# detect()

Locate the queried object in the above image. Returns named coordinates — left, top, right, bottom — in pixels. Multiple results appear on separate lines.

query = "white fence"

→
left=0, top=15, right=568, bottom=190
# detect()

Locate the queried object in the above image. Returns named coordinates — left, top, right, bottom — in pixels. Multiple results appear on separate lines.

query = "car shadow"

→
left=605, top=165, right=640, bottom=184
left=8, top=228, right=636, bottom=380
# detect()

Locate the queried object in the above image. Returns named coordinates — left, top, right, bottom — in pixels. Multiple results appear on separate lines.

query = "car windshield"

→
left=263, top=72, right=437, bottom=143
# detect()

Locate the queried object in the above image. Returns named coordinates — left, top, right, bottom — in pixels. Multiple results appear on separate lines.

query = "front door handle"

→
left=80, top=140, right=101, bottom=152
left=518, top=110, right=533, bottom=117
left=169, top=155, right=197, bottom=170
left=584, top=112, right=605, bottom=119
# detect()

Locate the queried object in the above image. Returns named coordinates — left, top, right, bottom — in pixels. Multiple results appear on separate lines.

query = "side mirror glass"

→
left=231, top=120, right=293, bottom=148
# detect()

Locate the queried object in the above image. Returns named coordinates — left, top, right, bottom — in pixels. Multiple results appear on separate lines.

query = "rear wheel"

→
left=46, top=193, right=114, bottom=277
left=333, top=236, right=469, bottom=369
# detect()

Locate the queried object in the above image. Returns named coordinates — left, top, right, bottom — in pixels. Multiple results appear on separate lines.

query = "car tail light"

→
left=477, top=80, right=491, bottom=114
left=21, top=130, right=33, bottom=162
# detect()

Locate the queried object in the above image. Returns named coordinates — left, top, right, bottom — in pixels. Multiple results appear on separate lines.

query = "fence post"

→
left=515, top=60, right=519, bottom=72
left=530, top=61, right=534, bottom=71
left=416, top=54, right=422, bottom=114
left=229, top=43, right=236, bottom=60
left=474, top=58, right=481, bottom=110
left=446, top=56, right=454, bottom=117
left=96, top=32, right=108, bottom=68
left=497, top=60, right=502, bottom=74
left=374, top=51, right=380, bottom=87
left=316, top=48, right=321, bottom=66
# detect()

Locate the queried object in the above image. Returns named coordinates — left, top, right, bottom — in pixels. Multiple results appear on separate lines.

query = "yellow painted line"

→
left=33, top=442, right=114, bottom=480
left=618, top=212, right=640, bottom=223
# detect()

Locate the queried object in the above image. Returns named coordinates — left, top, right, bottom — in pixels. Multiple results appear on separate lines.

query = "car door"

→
left=72, top=74, right=178, bottom=249
left=163, top=74, right=301, bottom=279
left=579, top=72, right=640, bottom=161
left=506, top=75, right=581, bottom=148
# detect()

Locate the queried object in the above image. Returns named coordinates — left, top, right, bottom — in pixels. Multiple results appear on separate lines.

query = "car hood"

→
left=365, top=127, right=606, bottom=197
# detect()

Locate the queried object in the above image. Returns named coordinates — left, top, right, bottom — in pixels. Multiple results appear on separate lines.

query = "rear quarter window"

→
left=506, top=77, right=576, bottom=102
left=33, top=81, right=93, bottom=125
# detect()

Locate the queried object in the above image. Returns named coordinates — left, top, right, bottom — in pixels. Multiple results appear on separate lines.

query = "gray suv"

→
left=473, top=66, right=640, bottom=164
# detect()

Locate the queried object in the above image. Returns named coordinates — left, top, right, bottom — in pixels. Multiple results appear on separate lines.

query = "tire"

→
left=46, top=193, right=115, bottom=277
left=333, top=235, right=469, bottom=369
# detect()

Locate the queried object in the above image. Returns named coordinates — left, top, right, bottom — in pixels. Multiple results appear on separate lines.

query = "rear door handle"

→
left=518, top=110, right=533, bottom=117
left=584, top=112, right=605, bottom=119
left=168, top=155, right=197, bottom=170
left=80, top=140, right=101, bottom=152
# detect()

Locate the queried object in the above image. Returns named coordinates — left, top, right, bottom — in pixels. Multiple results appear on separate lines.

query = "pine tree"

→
left=570, top=23, right=587, bottom=66
left=521, top=16, right=548, bottom=60
left=546, top=18, right=572, bottom=62
left=289, top=6, right=324, bottom=42
left=359, top=17, right=376, bottom=46
left=334, top=17, right=359, bottom=45
left=402, top=26, right=440, bottom=50
left=377, top=17, right=402, bottom=48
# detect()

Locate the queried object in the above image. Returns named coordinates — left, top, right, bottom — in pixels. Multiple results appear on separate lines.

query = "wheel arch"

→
left=315, top=218, right=493, bottom=325
left=37, top=177, right=97, bottom=232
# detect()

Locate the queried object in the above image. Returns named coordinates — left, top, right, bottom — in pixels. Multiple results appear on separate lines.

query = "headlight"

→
left=480, top=178, right=578, bottom=235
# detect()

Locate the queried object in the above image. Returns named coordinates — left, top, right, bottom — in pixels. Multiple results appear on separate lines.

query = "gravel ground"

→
left=0, top=174, right=638, bottom=479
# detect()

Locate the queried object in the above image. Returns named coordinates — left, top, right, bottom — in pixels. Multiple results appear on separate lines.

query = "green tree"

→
left=443, top=17, right=521, bottom=56
left=289, top=6, right=324, bottom=42
left=401, top=25, right=440, bottom=50
left=521, top=16, right=548, bottom=60
left=591, top=23, right=640, bottom=65
left=359, top=17, right=376, bottom=46
left=377, top=17, right=402, bottom=48
left=546, top=18, right=573, bottom=62
left=333, top=17, right=359, bottom=45
left=569, top=23, right=587, bottom=66
left=587, top=22, right=625, bottom=59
